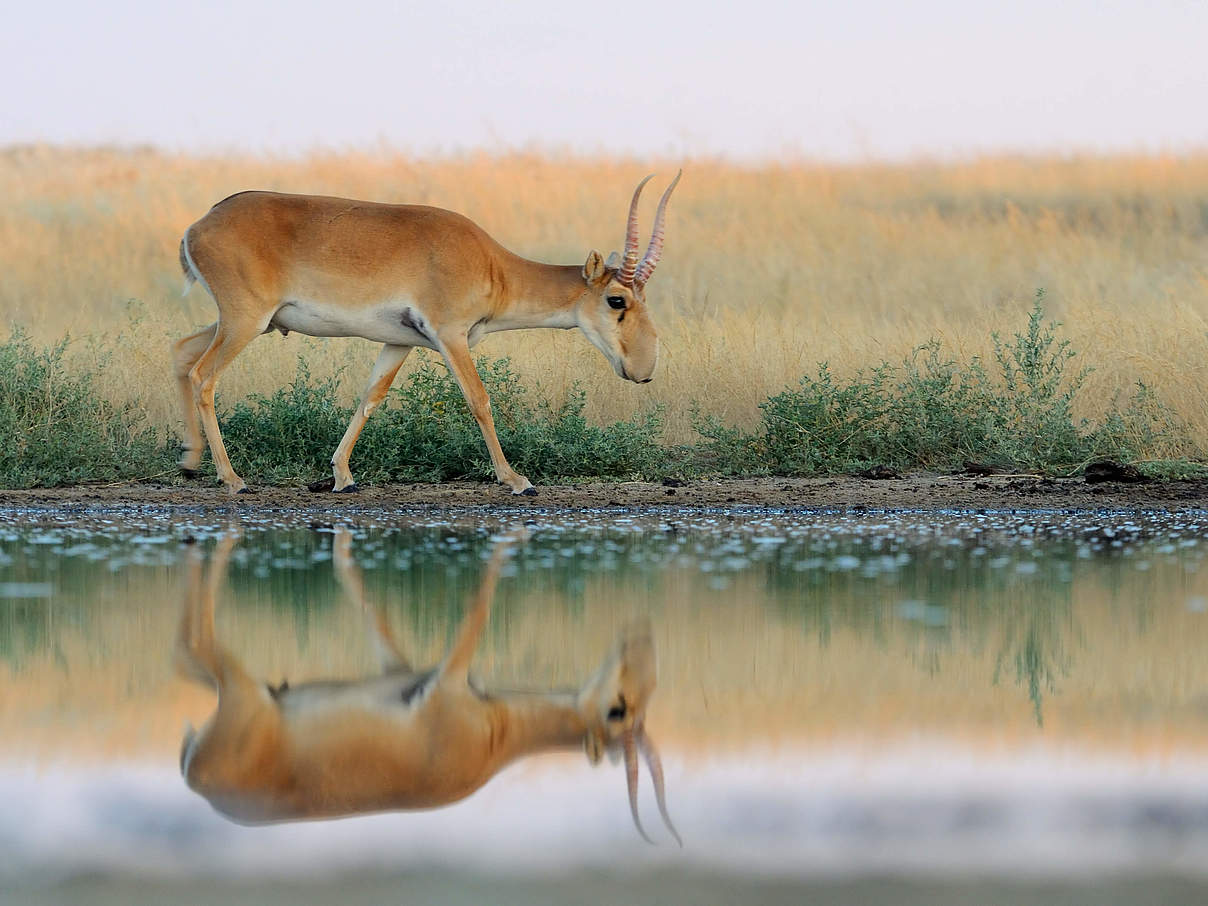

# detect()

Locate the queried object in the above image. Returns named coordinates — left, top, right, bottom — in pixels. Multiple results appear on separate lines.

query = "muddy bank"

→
left=1, top=474, right=1205, bottom=519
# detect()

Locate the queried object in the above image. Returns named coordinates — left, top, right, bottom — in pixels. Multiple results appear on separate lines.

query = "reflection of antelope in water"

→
left=176, top=530, right=680, bottom=844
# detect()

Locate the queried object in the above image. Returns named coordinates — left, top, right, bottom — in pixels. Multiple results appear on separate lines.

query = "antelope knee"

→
left=470, top=396, right=492, bottom=420
left=191, top=378, right=216, bottom=408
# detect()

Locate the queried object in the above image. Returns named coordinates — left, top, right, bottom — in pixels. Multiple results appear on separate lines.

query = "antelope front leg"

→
left=436, top=335, right=536, bottom=496
left=330, top=344, right=413, bottom=492
left=439, top=533, right=520, bottom=682
left=332, top=527, right=411, bottom=672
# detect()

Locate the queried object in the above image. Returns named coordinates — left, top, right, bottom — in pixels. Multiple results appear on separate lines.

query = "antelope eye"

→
left=606, top=295, right=626, bottom=310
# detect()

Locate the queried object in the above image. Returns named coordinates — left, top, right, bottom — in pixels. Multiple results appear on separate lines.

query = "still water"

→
left=3, top=506, right=1208, bottom=902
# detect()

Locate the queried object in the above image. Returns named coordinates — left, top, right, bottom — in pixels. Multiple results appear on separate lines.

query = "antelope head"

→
left=577, top=171, right=682, bottom=385
left=580, top=619, right=681, bottom=846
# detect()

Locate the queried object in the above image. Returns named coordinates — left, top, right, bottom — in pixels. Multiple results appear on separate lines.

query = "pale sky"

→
left=2, top=0, right=1205, bottom=160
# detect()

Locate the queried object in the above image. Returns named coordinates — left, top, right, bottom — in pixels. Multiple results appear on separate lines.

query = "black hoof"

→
left=179, top=467, right=201, bottom=480
left=334, top=483, right=359, bottom=494
left=520, top=487, right=538, bottom=497
left=236, top=486, right=256, bottom=495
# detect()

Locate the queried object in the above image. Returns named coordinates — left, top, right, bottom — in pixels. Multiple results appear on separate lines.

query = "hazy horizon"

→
left=3, top=0, right=1205, bottom=162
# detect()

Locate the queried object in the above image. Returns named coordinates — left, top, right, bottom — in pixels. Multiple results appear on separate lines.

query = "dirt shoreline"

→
left=1, top=474, right=1206, bottom=516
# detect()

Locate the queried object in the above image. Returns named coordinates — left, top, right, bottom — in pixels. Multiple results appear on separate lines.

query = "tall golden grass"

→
left=2, top=145, right=1207, bottom=449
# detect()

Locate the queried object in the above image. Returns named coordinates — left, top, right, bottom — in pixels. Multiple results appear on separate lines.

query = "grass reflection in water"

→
left=1, top=511, right=1205, bottom=758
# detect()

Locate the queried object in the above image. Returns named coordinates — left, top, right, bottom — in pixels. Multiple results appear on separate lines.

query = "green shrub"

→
left=0, top=328, right=164, bottom=487
left=2, top=298, right=1201, bottom=489
left=220, top=359, right=352, bottom=484
left=221, top=354, right=668, bottom=483
left=695, top=294, right=1191, bottom=476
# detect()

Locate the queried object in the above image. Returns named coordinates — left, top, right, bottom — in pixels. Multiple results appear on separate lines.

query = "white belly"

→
left=270, top=299, right=438, bottom=349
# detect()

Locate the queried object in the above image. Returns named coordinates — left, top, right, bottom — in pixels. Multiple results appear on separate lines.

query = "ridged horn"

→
left=634, top=170, right=681, bottom=288
left=618, top=175, right=654, bottom=286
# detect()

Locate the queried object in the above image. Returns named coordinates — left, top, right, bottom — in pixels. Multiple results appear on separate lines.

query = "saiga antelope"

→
left=173, top=173, right=681, bottom=495
left=175, top=529, right=681, bottom=844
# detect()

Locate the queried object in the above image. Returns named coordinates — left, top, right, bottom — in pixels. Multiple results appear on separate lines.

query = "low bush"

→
left=694, top=295, right=1190, bottom=476
left=221, top=355, right=669, bottom=484
left=0, top=328, right=165, bottom=487
left=1, top=298, right=1201, bottom=488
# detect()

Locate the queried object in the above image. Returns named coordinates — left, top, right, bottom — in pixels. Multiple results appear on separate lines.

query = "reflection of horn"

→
left=638, top=729, right=682, bottom=847
left=179, top=721, right=197, bottom=775
left=618, top=175, right=653, bottom=286
left=623, top=731, right=655, bottom=844
left=634, top=170, right=682, bottom=288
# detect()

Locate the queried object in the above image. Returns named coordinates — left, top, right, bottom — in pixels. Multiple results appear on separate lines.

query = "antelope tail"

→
left=179, top=237, right=196, bottom=296
left=178, top=227, right=214, bottom=300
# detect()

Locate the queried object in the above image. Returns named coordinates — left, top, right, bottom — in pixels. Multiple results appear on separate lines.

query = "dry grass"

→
left=2, top=146, right=1208, bottom=448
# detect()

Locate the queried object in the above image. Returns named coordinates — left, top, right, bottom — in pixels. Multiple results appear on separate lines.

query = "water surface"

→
left=3, top=507, right=1208, bottom=901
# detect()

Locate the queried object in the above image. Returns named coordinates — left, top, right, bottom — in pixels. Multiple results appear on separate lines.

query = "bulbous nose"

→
left=619, top=334, right=658, bottom=383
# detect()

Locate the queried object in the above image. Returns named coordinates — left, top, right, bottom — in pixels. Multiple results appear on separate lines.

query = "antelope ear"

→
left=582, top=250, right=608, bottom=285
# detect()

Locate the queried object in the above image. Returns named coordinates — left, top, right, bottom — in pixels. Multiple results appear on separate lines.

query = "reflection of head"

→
left=580, top=619, right=681, bottom=846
